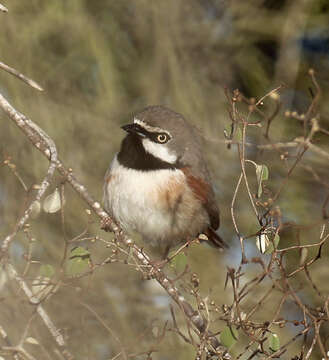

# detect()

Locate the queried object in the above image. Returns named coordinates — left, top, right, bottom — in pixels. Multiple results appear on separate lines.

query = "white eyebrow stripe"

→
left=133, top=118, right=171, bottom=137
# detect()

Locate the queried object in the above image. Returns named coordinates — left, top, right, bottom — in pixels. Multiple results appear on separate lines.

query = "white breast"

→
left=103, top=155, right=208, bottom=248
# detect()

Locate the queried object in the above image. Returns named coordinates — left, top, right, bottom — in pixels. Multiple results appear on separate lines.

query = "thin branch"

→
left=269, top=145, right=308, bottom=205
left=0, top=94, right=57, bottom=254
left=1, top=345, right=37, bottom=360
left=276, top=233, right=329, bottom=253
left=0, top=61, right=43, bottom=91
left=5, top=263, right=74, bottom=360
left=79, top=301, right=128, bottom=360
left=238, top=120, right=259, bottom=219
left=299, top=138, right=329, bottom=161
left=255, top=84, right=283, bottom=107
left=215, top=138, right=329, bottom=162
left=231, top=172, right=243, bottom=235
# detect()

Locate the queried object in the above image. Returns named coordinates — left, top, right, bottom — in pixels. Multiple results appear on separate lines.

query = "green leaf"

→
left=70, top=246, right=90, bottom=258
left=40, top=264, right=55, bottom=278
left=255, top=164, right=269, bottom=198
left=66, top=257, right=89, bottom=276
left=66, top=247, right=91, bottom=276
left=223, top=124, right=232, bottom=139
left=261, top=165, right=269, bottom=180
left=269, top=333, right=280, bottom=352
left=235, top=126, right=242, bottom=141
left=170, top=252, right=187, bottom=272
left=220, top=326, right=238, bottom=349
left=264, top=233, right=280, bottom=254
left=223, top=124, right=242, bottom=142
left=256, top=232, right=280, bottom=254
left=256, top=233, right=269, bottom=254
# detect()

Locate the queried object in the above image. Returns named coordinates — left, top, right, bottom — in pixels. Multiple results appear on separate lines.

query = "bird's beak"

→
left=121, top=123, right=146, bottom=137
left=121, top=123, right=137, bottom=133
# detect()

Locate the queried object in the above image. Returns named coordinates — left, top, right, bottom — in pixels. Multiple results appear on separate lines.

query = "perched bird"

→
left=103, top=105, right=227, bottom=257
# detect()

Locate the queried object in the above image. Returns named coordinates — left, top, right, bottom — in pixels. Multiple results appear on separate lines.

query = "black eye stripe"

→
left=130, top=124, right=171, bottom=143
left=134, top=124, right=149, bottom=136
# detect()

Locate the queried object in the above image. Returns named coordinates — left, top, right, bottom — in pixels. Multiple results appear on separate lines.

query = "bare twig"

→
left=0, top=94, right=57, bottom=254
left=0, top=61, right=43, bottom=91
left=5, top=263, right=74, bottom=360
left=79, top=301, right=128, bottom=360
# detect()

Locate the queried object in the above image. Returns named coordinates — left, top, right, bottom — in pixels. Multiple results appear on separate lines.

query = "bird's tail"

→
left=202, top=228, right=229, bottom=250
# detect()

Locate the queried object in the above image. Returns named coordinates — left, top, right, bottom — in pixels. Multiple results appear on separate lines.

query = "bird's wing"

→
left=181, top=166, right=229, bottom=249
left=177, top=124, right=221, bottom=230
left=181, top=167, right=220, bottom=230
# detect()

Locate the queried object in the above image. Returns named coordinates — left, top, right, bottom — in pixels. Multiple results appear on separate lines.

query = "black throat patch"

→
left=117, top=134, right=180, bottom=171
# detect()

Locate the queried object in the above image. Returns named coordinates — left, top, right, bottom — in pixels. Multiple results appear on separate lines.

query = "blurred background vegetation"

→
left=0, top=0, right=329, bottom=359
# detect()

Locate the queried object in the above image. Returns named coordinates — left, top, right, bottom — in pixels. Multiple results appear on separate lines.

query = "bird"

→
left=103, top=105, right=227, bottom=258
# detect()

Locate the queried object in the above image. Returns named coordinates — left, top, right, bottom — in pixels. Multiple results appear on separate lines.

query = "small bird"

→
left=103, top=105, right=227, bottom=257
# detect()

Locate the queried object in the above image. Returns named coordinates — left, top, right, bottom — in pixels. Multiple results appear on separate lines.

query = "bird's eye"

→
left=156, top=133, right=168, bottom=143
